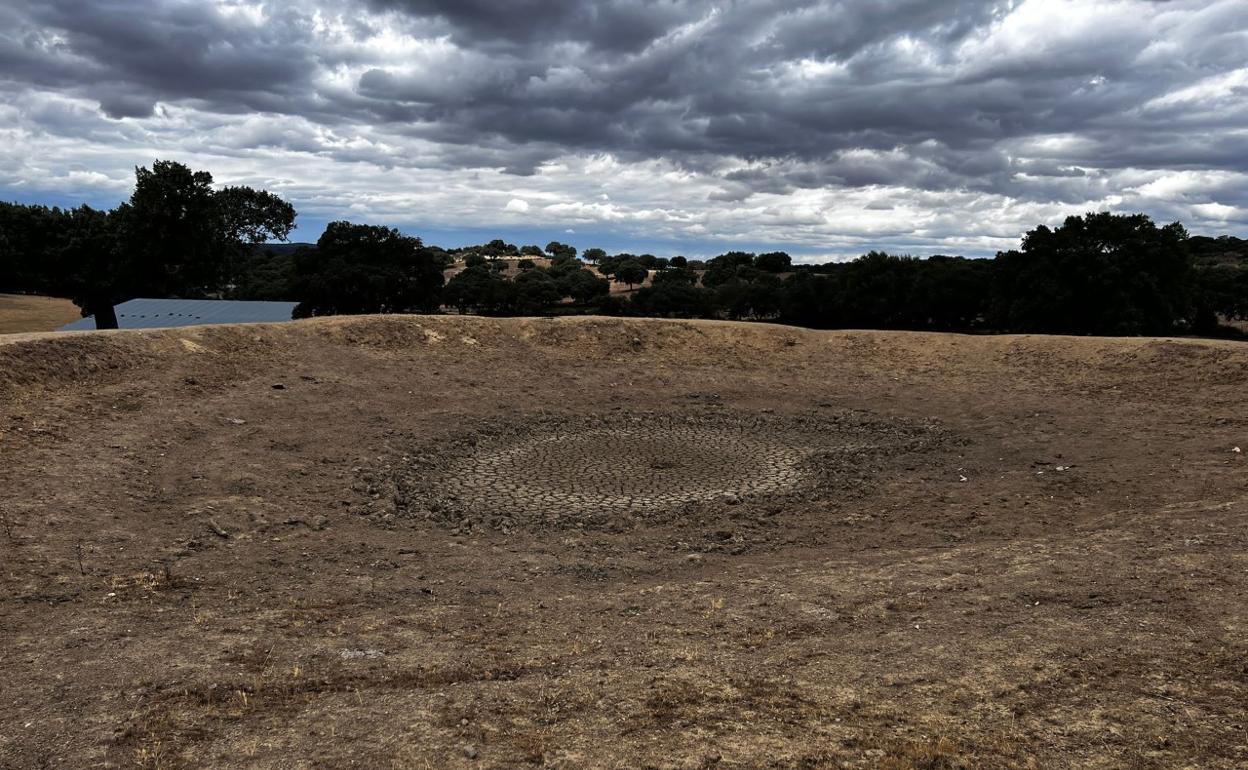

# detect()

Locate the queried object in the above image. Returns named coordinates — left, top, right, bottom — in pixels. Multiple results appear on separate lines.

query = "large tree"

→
left=514, top=268, right=562, bottom=312
left=614, top=259, right=648, bottom=290
left=67, top=161, right=296, bottom=328
left=292, top=222, right=445, bottom=317
left=755, top=251, right=793, bottom=273
left=545, top=241, right=577, bottom=260
left=992, top=212, right=1192, bottom=335
left=0, top=202, right=76, bottom=297
left=444, top=265, right=518, bottom=315
left=558, top=268, right=610, bottom=304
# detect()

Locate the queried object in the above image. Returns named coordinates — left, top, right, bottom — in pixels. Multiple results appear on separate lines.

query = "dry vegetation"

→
left=1, top=315, right=1247, bottom=769
left=0, top=293, right=80, bottom=334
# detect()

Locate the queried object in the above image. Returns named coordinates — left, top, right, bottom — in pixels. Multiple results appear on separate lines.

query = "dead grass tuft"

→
left=879, top=737, right=973, bottom=770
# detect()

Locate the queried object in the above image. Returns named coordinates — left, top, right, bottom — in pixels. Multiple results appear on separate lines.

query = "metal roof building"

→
left=60, top=298, right=299, bottom=331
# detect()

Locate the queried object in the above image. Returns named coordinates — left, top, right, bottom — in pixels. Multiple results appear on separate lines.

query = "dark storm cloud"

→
left=349, top=0, right=1248, bottom=197
left=0, top=0, right=325, bottom=117
left=1, top=0, right=1246, bottom=250
left=365, top=0, right=705, bottom=51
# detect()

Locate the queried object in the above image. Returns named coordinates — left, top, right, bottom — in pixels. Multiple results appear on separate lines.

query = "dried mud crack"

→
left=373, top=410, right=951, bottom=532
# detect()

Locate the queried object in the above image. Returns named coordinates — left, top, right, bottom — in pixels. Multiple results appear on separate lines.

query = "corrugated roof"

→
left=59, top=298, right=298, bottom=331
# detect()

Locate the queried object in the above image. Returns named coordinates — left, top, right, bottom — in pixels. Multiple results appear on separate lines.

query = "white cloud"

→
left=1144, top=67, right=1248, bottom=111
left=0, top=0, right=1243, bottom=259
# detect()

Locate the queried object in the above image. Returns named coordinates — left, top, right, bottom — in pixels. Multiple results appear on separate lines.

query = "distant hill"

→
left=1190, top=235, right=1248, bottom=267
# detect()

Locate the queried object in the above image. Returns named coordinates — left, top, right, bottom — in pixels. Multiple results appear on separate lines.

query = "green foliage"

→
left=60, top=206, right=121, bottom=324
left=992, top=212, right=1192, bottom=335
left=0, top=203, right=75, bottom=296
left=102, top=161, right=221, bottom=309
left=545, top=241, right=577, bottom=259
left=3, top=160, right=299, bottom=326
left=547, top=252, right=582, bottom=274
left=514, top=268, right=562, bottom=311
left=484, top=239, right=520, bottom=257
left=292, top=221, right=443, bottom=317
left=1188, top=235, right=1248, bottom=267
left=633, top=281, right=712, bottom=318
left=777, top=252, right=993, bottom=330
left=702, top=252, right=757, bottom=287
left=111, top=162, right=295, bottom=311
left=226, top=245, right=299, bottom=301
left=216, top=186, right=297, bottom=247
left=2, top=193, right=1240, bottom=335
left=558, top=268, right=610, bottom=304
left=652, top=268, right=698, bottom=287
left=614, top=259, right=648, bottom=289
left=755, top=251, right=792, bottom=272
left=444, top=265, right=517, bottom=315
left=715, top=273, right=784, bottom=320
left=1194, top=264, right=1248, bottom=325
left=595, top=254, right=621, bottom=276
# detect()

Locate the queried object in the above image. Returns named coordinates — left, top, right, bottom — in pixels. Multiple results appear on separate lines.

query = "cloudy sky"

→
left=1, top=0, right=1245, bottom=260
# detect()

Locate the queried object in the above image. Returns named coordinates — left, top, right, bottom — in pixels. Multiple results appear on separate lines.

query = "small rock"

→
left=462, top=745, right=478, bottom=760
left=685, top=553, right=704, bottom=563
left=311, top=515, right=329, bottom=531
left=271, top=383, right=286, bottom=390
left=1233, top=447, right=1242, bottom=454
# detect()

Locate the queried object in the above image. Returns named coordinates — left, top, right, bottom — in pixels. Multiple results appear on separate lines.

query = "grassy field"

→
left=1, top=315, right=1247, bottom=768
left=0, top=293, right=80, bottom=334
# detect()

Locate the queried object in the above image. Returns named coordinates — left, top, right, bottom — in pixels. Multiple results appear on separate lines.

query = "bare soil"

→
left=1, top=315, right=1246, bottom=769
left=0, top=294, right=80, bottom=335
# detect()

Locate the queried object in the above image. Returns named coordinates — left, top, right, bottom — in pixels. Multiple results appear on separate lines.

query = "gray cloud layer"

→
left=1, top=0, right=1245, bottom=257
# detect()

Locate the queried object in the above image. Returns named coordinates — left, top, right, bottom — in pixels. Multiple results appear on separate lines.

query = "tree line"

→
left=1, top=161, right=295, bottom=328
left=2, top=160, right=1246, bottom=336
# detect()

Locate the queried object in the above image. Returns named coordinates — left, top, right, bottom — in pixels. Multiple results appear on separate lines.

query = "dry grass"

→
left=4, top=315, right=1248, bottom=768
left=0, top=293, right=80, bottom=334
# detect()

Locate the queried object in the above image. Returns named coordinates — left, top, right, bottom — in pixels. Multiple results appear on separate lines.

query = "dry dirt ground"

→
left=1, top=316, right=1247, bottom=769
left=0, top=294, right=80, bottom=335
